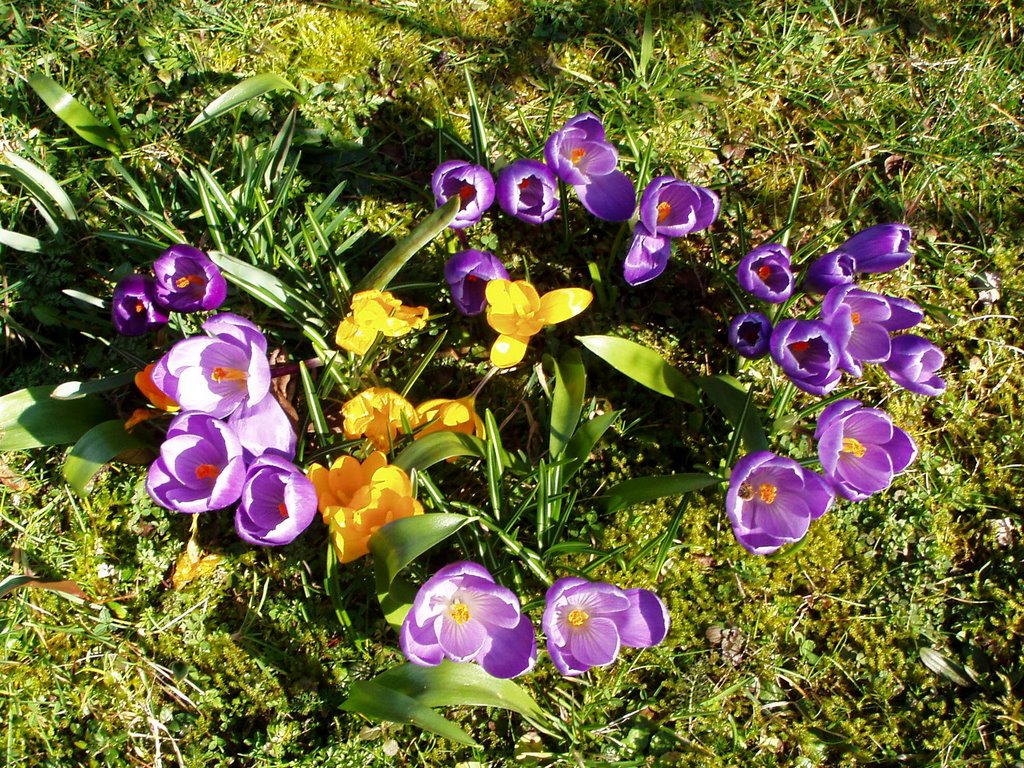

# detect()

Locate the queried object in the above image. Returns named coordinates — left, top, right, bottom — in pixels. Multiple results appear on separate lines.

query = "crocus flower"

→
left=444, top=250, right=509, bottom=316
left=151, top=313, right=271, bottom=419
left=543, top=578, right=669, bottom=676
left=235, top=454, right=318, bottom=546
left=111, top=275, right=169, bottom=336
left=152, top=244, right=227, bottom=313
left=146, top=412, right=246, bottom=514
left=485, top=279, right=593, bottom=368
left=840, top=223, right=913, bottom=274
left=803, top=249, right=855, bottom=294
left=415, top=396, right=485, bottom=439
left=736, top=243, right=794, bottom=304
left=821, top=285, right=924, bottom=376
left=308, top=451, right=424, bottom=563
left=815, top=400, right=917, bottom=501
left=431, top=160, right=495, bottom=229
left=400, top=562, right=537, bottom=679
left=622, top=223, right=673, bottom=286
left=726, top=451, right=834, bottom=555
left=544, top=113, right=635, bottom=222
left=728, top=312, right=773, bottom=359
left=637, top=176, right=719, bottom=239
left=135, top=363, right=178, bottom=412
left=228, top=395, right=296, bottom=462
left=496, top=159, right=559, bottom=224
left=335, top=289, right=430, bottom=355
left=769, top=319, right=844, bottom=395
left=342, top=387, right=420, bottom=450
left=881, top=334, right=946, bottom=396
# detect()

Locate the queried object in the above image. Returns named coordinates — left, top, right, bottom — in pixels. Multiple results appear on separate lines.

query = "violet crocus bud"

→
left=400, top=562, right=537, bottom=678
left=146, top=412, right=246, bottom=514
left=881, top=334, right=946, bottom=396
left=542, top=578, right=669, bottom=676
left=728, top=312, right=773, bottom=359
left=814, top=400, right=917, bottom=502
left=153, top=244, right=227, bottom=313
left=769, top=319, right=845, bottom=395
left=637, top=176, right=719, bottom=239
left=821, top=285, right=925, bottom=376
left=803, top=249, right=855, bottom=295
left=235, top=455, right=318, bottom=546
left=431, top=160, right=495, bottom=229
left=111, top=275, right=169, bottom=336
left=622, top=223, right=672, bottom=286
left=726, top=451, right=834, bottom=555
left=841, top=223, right=913, bottom=274
left=736, top=243, right=794, bottom=303
left=496, top=159, right=559, bottom=224
left=444, top=249, right=510, bottom=315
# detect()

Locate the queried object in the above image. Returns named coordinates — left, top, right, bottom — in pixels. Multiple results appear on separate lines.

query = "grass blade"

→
left=188, top=73, right=299, bottom=132
left=27, top=73, right=119, bottom=152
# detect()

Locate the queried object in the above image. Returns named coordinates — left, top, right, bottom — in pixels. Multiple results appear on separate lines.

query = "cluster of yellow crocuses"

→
left=341, top=387, right=485, bottom=450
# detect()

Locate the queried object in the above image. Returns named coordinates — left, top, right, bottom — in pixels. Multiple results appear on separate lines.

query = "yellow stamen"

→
left=570, top=147, right=586, bottom=164
left=449, top=603, right=471, bottom=625
left=842, top=437, right=867, bottom=458
left=758, top=483, right=777, bottom=504
left=850, top=311, right=861, bottom=325
left=175, top=274, right=206, bottom=289
left=195, top=463, right=220, bottom=481
left=211, top=367, right=248, bottom=383
left=567, top=609, right=589, bottom=627
left=657, top=201, right=672, bottom=223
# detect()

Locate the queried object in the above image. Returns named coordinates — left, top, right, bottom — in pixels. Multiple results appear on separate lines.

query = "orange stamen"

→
left=458, top=184, right=476, bottom=201
left=757, top=265, right=772, bottom=281
left=134, top=302, right=146, bottom=314
left=175, top=274, right=206, bottom=290
left=657, top=201, right=672, bottom=223
left=570, top=147, right=586, bottom=164
left=518, top=177, right=531, bottom=190
left=211, top=367, right=248, bottom=383
left=195, top=463, right=220, bottom=481
left=789, top=341, right=810, bottom=354
left=850, top=311, right=861, bottom=325
left=278, top=502, right=289, bottom=518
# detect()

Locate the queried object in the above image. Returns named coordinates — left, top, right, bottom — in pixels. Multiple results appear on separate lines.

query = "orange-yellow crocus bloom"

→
left=335, top=289, right=429, bottom=355
left=415, top=396, right=486, bottom=439
left=342, top=387, right=420, bottom=450
left=126, top=363, right=180, bottom=430
left=485, top=279, right=592, bottom=368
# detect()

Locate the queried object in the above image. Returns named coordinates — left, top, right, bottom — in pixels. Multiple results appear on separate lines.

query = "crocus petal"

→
left=438, top=616, right=489, bottom=662
left=618, top=589, right=670, bottom=648
left=623, top=223, right=672, bottom=286
left=573, top=170, right=636, bottom=221
left=400, top=618, right=445, bottom=667
left=490, top=334, right=529, bottom=368
left=538, top=288, right=593, bottom=325
left=567, top=616, right=621, bottom=668
left=229, top=395, right=296, bottom=462
left=477, top=613, right=538, bottom=678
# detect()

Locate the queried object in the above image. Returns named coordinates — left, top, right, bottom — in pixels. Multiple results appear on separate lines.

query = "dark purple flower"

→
left=146, top=412, right=246, bottom=514
left=228, top=395, right=296, bottom=462
left=638, top=176, right=719, bottom=239
left=840, top=223, right=913, bottom=274
left=431, top=160, right=495, bottom=229
left=152, top=313, right=272, bottom=419
left=153, top=244, right=227, bottom=313
left=815, top=400, right=917, bottom=501
left=769, top=319, right=844, bottom=395
left=444, top=249, right=510, bottom=316
left=726, top=451, right=834, bottom=555
left=496, top=159, right=559, bottom=224
left=622, top=223, right=672, bottom=285
left=882, top=334, right=946, bottom=396
left=728, top=312, right=773, bottom=359
left=821, top=285, right=925, bottom=376
left=543, top=578, right=669, bottom=676
left=736, top=243, right=794, bottom=303
left=803, top=249, right=856, bottom=295
left=235, top=454, right=317, bottom=546
left=400, top=562, right=537, bottom=678
left=111, top=275, right=169, bottom=336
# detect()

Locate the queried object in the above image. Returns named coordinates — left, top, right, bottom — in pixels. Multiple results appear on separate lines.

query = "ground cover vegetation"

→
left=1, top=0, right=1023, bottom=765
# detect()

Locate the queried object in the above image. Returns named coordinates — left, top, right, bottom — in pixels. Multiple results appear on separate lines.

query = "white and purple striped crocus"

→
left=736, top=243, right=794, bottom=304
left=111, top=275, right=169, bottom=336
left=728, top=312, right=773, bottom=359
left=882, top=334, right=946, bottom=396
left=726, top=451, right=834, bottom=555
left=542, top=578, right=669, bottom=676
left=496, top=159, right=559, bottom=224
left=153, top=244, right=227, bottom=313
left=769, top=319, right=844, bottom=395
left=400, top=562, right=537, bottom=679
left=815, top=400, right=918, bottom=502
left=146, top=412, right=246, bottom=514
left=544, top=113, right=636, bottom=222
left=444, top=249, right=510, bottom=316
left=821, top=285, right=924, bottom=376
left=431, top=160, right=495, bottom=229
left=235, top=454, right=318, bottom=546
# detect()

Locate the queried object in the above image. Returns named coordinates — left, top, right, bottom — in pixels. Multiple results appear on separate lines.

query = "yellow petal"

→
left=490, top=334, right=529, bottom=368
left=485, top=279, right=541, bottom=315
left=538, top=288, right=593, bottom=326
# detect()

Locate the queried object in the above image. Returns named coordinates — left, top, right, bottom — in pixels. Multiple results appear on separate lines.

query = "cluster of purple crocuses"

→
left=111, top=244, right=228, bottom=336
left=433, top=113, right=721, bottom=311
left=399, top=561, right=670, bottom=678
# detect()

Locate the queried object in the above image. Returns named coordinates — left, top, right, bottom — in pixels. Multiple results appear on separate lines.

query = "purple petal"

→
left=496, top=159, right=559, bottom=225
left=736, top=243, right=794, bottom=303
left=728, top=312, right=773, bottom=359
left=438, top=615, right=489, bottom=662
left=400, top=617, right=444, bottom=667
left=229, top=394, right=296, bottom=462
left=617, top=589, right=670, bottom=648
left=573, top=170, right=636, bottom=221
left=882, top=334, right=946, bottom=396
left=567, top=616, right=621, bottom=668
left=111, top=275, right=168, bottom=336
left=477, top=613, right=537, bottom=678
left=842, top=223, right=913, bottom=274
left=153, top=244, right=227, bottom=313
left=803, top=250, right=855, bottom=294
left=444, top=250, right=509, bottom=315
left=622, top=223, right=672, bottom=285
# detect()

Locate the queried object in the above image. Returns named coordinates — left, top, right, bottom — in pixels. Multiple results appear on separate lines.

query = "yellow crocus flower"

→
left=485, top=279, right=592, bottom=368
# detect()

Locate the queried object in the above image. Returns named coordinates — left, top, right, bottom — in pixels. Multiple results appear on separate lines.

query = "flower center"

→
left=570, top=147, right=586, bottom=164
left=850, top=311, right=861, bottom=325
left=175, top=274, right=206, bottom=290
left=195, top=463, right=220, bottom=481
left=657, top=201, right=672, bottom=222
left=842, top=437, right=867, bottom=458
left=449, top=602, right=471, bottom=625
left=567, top=609, right=589, bottom=627
left=458, top=183, right=476, bottom=202
left=758, top=483, right=777, bottom=504
left=757, top=264, right=772, bottom=281
left=278, top=502, right=289, bottom=518
left=134, top=301, right=146, bottom=314
left=789, top=340, right=810, bottom=355
left=211, top=367, right=248, bottom=383
left=518, top=177, right=531, bottom=190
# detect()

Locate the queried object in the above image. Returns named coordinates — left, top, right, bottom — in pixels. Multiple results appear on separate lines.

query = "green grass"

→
left=3, top=0, right=1024, bottom=765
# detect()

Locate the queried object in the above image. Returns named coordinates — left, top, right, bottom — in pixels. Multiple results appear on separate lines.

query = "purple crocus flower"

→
left=821, top=285, right=925, bottom=375
left=228, top=395, right=297, bottom=462
left=152, top=313, right=272, bottom=419
left=769, top=319, right=844, bottom=395
left=815, top=400, right=917, bottom=502
left=622, top=223, right=673, bottom=285
left=153, top=244, right=227, bottom=313
left=841, top=223, right=913, bottom=274
left=444, top=249, right=510, bottom=315
left=803, top=249, right=855, bottom=295
left=736, top=243, right=794, bottom=304
left=882, top=334, right=946, bottom=396
left=111, top=275, right=169, bottom=336
left=400, top=562, right=537, bottom=678
left=431, top=160, right=495, bottom=229
left=542, top=578, right=669, bottom=676
left=544, top=113, right=636, bottom=222
left=146, top=412, right=246, bottom=514
left=235, top=454, right=318, bottom=546
left=726, top=451, right=834, bottom=555
left=496, top=159, right=559, bottom=224
left=637, top=176, right=719, bottom=239
left=728, top=312, right=773, bottom=359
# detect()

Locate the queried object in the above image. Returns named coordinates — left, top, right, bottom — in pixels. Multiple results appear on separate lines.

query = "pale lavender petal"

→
left=400, top=618, right=445, bottom=667
left=618, top=589, right=670, bottom=648
left=438, top=616, right=488, bottom=662
left=567, top=616, right=621, bottom=668
left=229, top=395, right=296, bottom=462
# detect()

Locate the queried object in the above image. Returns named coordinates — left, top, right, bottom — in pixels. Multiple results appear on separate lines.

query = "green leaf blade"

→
left=577, top=335, right=698, bottom=404
left=0, top=386, right=111, bottom=452
left=549, top=348, right=586, bottom=459
left=63, top=420, right=152, bottom=495
left=28, top=73, right=120, bottom=152
left=187, top=73, right=299, bottom=132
